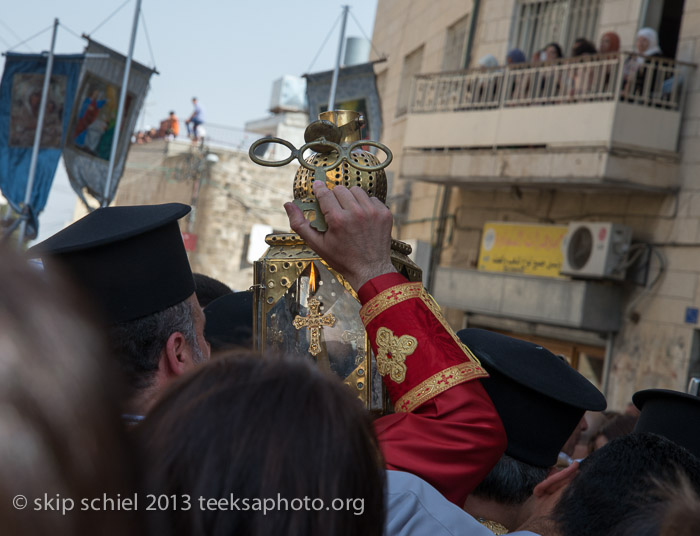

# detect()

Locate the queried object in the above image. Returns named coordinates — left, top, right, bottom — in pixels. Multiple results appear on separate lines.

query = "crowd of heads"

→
left=482, top=27, right=663, bottom=70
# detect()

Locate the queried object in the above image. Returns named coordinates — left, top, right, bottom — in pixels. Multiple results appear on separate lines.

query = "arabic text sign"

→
left=478, top=222, right=568, bottom=278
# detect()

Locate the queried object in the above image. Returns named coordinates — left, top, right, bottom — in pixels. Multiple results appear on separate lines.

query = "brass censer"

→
left=248, top=110, right=422, bottom=413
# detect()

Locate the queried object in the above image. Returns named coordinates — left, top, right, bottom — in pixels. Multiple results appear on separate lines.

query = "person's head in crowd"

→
left=192, top=272, right=233, bottom=308
left=0, top=246, right=144, bottom=536
left=457, top=329, right=606, bottom=532
left=553, top=433, right=700, bottom=536
left=636, top=27, right=663, bottom=57
left=478, top=54, right=499, bottom=69
left=544, top=42, right=563, bottom=60
left=572, top=410, right=608, bottom=460
left=589, top=412, right=637, bottom=452
left=633, top=388, right=700, bottom=458
left=204, top=290, right=254, bottom=352
left=139, top=353, right=385, bottom=536
left=532, top=49, right=544, bottom=63
left=599, top=31, right=621, bottom=54
left=572, top=38, right=597, bottom=56
left=27, top=203, right=210, bottom=418
left=506, top=49, right=527, bottom=65
left=606, top=473, right=700, bottom=536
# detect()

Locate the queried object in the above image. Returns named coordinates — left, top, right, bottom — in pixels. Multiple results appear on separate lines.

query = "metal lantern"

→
left=248, top=110, right=422, bottom=413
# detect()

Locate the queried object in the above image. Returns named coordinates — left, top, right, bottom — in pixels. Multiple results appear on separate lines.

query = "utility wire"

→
left=139, top=9, right=157, bottom=69
left=348, top=10, right=384, bottom=60
left=59, top=22, right=83, bottom=41
left=88, top=0, right=132, bottom=37
left=7, top=24, right=52, bottom=53
left=0, top=34, right=12, bottom=49
left=306, top=11, right=342, bottom=73
left=0, top=17, right=32, bottom=51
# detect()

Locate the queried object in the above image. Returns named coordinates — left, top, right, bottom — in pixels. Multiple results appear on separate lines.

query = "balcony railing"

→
left=410, top=53, right=693, bottom=113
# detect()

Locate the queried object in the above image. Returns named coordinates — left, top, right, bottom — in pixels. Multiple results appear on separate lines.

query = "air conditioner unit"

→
left=560, top=222, right=632, bottom=280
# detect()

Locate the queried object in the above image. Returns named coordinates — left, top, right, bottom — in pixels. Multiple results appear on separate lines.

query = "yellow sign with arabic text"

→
left=478, top=222, right=568, bottom=278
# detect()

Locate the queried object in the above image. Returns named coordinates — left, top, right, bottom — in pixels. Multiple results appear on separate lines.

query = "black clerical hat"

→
left=27, top=203, right=194, bottom=323
left=633, top=389, right=700, bottom=458
left=457, top=328, right=607, bottom=467
left=204, top=291, right=254, bottom=351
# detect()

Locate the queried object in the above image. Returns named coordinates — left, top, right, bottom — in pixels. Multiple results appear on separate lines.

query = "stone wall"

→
left=116, top=139, right=293, bottom=291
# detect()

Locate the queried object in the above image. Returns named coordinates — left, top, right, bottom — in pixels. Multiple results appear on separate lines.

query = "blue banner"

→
left=0, top=52, right=83, bottom=224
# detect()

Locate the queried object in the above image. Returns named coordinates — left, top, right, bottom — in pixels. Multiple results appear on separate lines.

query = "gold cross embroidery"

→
left=293, top=297, right=336, bottom=356
left=375, top=327, right=418, bottom=384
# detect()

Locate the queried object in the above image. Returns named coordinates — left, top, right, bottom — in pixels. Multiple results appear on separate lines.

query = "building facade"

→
left=371, top=0, right=698, bottom=409
left=115, top=138, right=293, bottom=291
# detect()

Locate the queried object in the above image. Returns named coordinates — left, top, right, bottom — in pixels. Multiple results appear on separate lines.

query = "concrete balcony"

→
left=433, top=267, right=622, bottom=333
left=402, top=54, right=694, bottom=192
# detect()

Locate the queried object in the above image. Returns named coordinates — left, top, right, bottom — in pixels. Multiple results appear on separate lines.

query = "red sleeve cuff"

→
left=358, top=272, right=409, bottom=304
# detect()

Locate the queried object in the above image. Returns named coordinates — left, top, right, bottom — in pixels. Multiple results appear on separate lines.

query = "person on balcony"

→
left=540, top=42, right=565, bottom=100
left=599, top=32, right=620, bottom=55
left=599, top=32, right=621, bottom=93
left=506, top=49, right=526, bottom=65
left=570, top=39, right=598, bottom=99
left=624, top=27, right=668, bottom=103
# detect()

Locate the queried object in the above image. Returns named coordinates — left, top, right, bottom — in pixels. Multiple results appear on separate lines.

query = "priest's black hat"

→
left=457, top=328, right=607, bottom=467
left=633, top=389, right=700, bottom=458
left=204, top=291, right=254, bottom=351
left=27, top=203, right=194, bottom=324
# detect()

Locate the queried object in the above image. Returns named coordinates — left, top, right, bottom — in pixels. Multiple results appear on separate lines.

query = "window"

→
left=442, top=15, right=470, bottom=72
left=509, top=0, right=601, bottom=59
left=396, top=46, right=424, bottom=117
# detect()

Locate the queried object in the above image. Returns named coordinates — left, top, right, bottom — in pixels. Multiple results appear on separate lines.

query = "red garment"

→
left=359, top=272, right=506, bottom=506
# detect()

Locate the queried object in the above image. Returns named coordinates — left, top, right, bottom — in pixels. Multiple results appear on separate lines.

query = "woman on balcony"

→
left=623, top=28, right=669, bottom=104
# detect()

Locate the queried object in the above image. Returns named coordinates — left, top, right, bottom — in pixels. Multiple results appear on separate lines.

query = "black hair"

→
left=109, top=298, right=200, bottom=391
left=471, top=454, right=549, bottom=504
left=193, top=272, right=233, bottom=308
left=545, top=42, right=563, bottom=58
left=554, top=433, right=700, bottom=536
left=572, top=38, right=597, bottom=56
left=139, top=353, right=385, bottom=536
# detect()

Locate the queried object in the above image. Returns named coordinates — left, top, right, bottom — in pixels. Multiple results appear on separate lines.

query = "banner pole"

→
left=102, top=0, right=141, bottom=208
left=328, top=5, right=349, bottom=111
left=17, top=17, right=59, bottom=247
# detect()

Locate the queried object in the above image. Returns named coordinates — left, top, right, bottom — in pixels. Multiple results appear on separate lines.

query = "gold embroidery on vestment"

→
left=394, top=362, right=488, bottom=413
left=375, top=327, right=417, bottom=383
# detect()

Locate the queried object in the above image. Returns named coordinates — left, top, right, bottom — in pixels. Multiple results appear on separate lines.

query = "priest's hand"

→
left=285, top=181, right=397, bottom=291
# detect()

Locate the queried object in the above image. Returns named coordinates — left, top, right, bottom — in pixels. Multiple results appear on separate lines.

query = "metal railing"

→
left=410, top=53, right=694, bottom=113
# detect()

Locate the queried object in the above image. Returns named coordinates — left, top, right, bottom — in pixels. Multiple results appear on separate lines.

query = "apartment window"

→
left=396, top=46, right=424, bottom=117
left=442, top=15, right=470, bottom=72
left=510, top=0, right=601, bottom=59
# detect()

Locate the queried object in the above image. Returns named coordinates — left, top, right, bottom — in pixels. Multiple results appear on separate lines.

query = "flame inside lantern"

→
left=309, top=262, right=317, bottom=295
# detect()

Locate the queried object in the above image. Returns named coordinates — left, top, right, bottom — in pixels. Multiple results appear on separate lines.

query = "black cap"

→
left=633, top=389, right=700, bottom=458
left=457, top=328, right=607, bottom=467
left=204, top=291, right=253, bottom=351
left=27, top=203, right=194, bottom=324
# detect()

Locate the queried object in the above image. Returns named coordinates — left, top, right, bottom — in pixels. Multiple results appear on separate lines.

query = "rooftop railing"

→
left=410, top=53, right=694, bottom=114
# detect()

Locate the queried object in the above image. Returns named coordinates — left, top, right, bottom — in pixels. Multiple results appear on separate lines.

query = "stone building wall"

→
left=371, top=0, right=700, bottom=409
left=115, top=139, right=293, bottom=292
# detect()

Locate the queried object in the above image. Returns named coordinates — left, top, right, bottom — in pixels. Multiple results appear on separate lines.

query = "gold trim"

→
left=375, top=327, right=418, bottom=384
left=477, top=518, right=509, bottom=535
left=360, top=282, right=423, bottom=324
left=394, top=362, right=488, bottom=413
left=361, top=283, right=483, bottom=370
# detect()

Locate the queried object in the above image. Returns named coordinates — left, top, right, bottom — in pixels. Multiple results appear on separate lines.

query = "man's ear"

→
left=163, top=331, right=189, bottom=377
left=533, top=461, right=579, bottom=498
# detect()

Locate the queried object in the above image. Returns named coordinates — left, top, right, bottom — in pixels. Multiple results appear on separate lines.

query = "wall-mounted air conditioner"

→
left=560, top=222, right=632, bottom=280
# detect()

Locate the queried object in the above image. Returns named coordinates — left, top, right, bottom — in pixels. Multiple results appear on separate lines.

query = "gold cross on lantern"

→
left=293, top=297, right=336, bottom=357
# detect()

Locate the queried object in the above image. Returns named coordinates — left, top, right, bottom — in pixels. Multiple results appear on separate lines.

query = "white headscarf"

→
left=636, top=27, right=662, bottom=57
left=478, top=54, right=499, bottom=68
